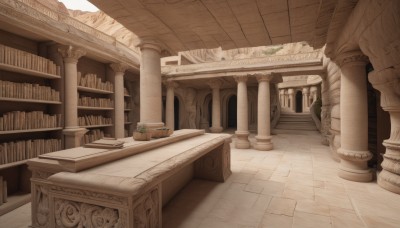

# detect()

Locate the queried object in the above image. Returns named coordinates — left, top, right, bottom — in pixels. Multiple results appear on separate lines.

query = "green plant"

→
left=136, top=124, right=147, bottom=133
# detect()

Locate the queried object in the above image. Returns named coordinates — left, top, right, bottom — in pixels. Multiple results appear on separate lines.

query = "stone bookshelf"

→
left=77, top=72, right=114, bottom=144
left=0, top=44, right=63, bottom=215
left=124, top=84, right=133, bottom=137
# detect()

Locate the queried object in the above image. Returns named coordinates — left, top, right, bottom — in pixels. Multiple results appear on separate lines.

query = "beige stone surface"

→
left=3, top=131, right=400, bottom=227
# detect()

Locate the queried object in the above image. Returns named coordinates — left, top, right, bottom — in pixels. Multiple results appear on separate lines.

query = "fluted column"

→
left=254, top=74, right=273, bottom=151
left=110, top=63, right=129, bottom=139
left=164, top=80, right=179, bottom=131
left=369, top=68, right=400, bottom=194
left=208, top=79, right=223, bottom=133
left=138, top=41, right=164, bottom=129
left=337, top=51, right=373, bottom=182
left=288, top=88, right=295, bottom=112
left=234, top=76, right=250, bottom=149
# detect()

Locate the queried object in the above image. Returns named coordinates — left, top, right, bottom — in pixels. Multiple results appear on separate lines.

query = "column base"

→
left=210, top=126, right=223, bottom=133
left=235, top=131, right=250, bottom=149
left=63, top=127, right=88, bottom=149
left=138, top=122, right=164, bottom=130
left=378, top=170, right=400, bottom=194
left=337, top=148, right=373, bottom=182
left=254, top=135, right=273, bottom=151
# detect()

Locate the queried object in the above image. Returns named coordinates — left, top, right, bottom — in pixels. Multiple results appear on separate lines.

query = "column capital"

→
left=163, top=79, right=179, bottom=89
left=110, top=63, right=129, bottom=74
left=287, top=88, right=294, bottom=94
left=58, top=45, right=86, bottom=63
left=138, top=39, right=163, bottom=53
left=234, top=75, right=248, bottom=83
left=336, top=50, right=369, bottom=67
left=207, top=79, right=223, bottom=89
left=302, top=87, right=310, bottom=94
left=369, top=68, right=400, bottom=112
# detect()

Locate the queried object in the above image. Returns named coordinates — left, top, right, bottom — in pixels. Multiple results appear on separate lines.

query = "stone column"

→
left=279, top=89, right=285, bottom=107
left=138, top=41, right=164, bottom=129
left=164, top=80, right=179, bottom=131
left=234, top=76, right=250, bottom=149
left=208, top=79, right=223, bottom=133
left=284, top=89, right=289, bottom=108
left=320, top=73, right=331, bottom=145
left=337, top=51, right=373, bottom=182
left=58, top=45, right=88, bottom=148
left=254, top=74, right=273, bottom=150
left=303, top=87, right=310, bottom=111
left=288, top=88, right=295, bottom=112
left=110, top=63, right=129, bottom=139
left=369, top=68, right=400, bottom=194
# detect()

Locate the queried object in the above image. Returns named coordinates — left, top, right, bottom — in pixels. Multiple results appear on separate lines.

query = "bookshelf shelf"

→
left=0, top=97, right=61, bottom=104
left=0, top=127, right=63, bottom=135
left=78, top=106, right=114, bottom=110
left=0, top=192, right=31, bottom=216
left=0, top=63, right=61, bottom=79
left=0, top=160, right=27, bottom=170
left=78, top=86, right=113, bottom=94
left=81, top=124, right=113, bottom=129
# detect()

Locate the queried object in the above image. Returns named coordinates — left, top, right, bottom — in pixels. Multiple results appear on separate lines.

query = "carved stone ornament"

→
left=233, top=75, right=248, bottom=83
left=110, top=63, right=130, bottom=74
left=255, top=74, right=274, bottom=82
left=133, top=187, right=159, bottom=228
left=207, top=79, right=223, bottom=89
left=54, top=199, right=125, bottom=228
left=163, top=79, right=179, bottom=89
left=336, top=50, right=369, bottom=67
left=35, top=185, right=50, bottom=227
left=58, top=45, right=86, bottom=63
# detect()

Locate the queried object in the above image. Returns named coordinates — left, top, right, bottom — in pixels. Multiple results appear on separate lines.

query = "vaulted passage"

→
left=296, top=91, right=303, bottom=113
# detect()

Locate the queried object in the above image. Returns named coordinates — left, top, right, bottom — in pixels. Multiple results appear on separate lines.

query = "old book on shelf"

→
left=84, top=138, right=124, bottom=149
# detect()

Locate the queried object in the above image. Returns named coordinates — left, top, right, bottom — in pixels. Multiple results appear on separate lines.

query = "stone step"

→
left=275, top=123, right=317, bottom=131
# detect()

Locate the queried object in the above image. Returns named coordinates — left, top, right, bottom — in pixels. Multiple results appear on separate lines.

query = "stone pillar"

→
left=369, top=68, right=400, bottom=194
left=234, top=76, right=250, bottom=149
left=337, top=51, right=373, bottom=182
left=110, top=63, right=129, bottom=139
left=208, top=79, right=223, bottom=133
left=320, top=73, right=331, bottom=145
left=303, top=87, right=310, bottom=111
left=138, top=41, right=164, bottom=129
left=164, top=80, right=179, bottom=131
left=279, top=89, right=285, bottom=108
left=284, top=89, right=289, bottom=108
left=288, top=88, right=295, bottom=112
left=254, top=74, right=273, bottom=151
left=58, top=45, right=88, bottom=148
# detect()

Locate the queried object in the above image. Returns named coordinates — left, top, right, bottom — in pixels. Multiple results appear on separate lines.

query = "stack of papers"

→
left=84, top=138, right=124, bottom=149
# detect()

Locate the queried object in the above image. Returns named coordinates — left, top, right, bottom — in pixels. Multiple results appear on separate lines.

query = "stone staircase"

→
left=275, top=112, right=318, bottom=131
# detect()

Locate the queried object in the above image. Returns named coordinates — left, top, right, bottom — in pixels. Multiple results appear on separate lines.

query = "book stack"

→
left=83, top=129, right=105, bottom=144
left=0, top=138, right=61, bottom=164
left=78, top=115, right=112, bottom=126
left=0, top=80, right=60, bottom=101
left=0, top=111, right=62, bottom=131
left=84, top=138, right=124, bottom=149
left=77, top=73, right=114, bottom=92
left=0, top=44, right=61, bottom=76
left=78, top=96, right=114, bottom=108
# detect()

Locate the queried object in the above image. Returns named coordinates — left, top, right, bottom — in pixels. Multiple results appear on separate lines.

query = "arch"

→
left=227, top=95, right=237, bottom=128
left=296, top=91, right=303, bottom=113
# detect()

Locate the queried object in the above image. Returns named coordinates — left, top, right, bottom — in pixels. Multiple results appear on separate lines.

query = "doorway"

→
left=227, top=95, right=237, bottom=128
left=174, top=97, right=180, bottom=130
left=296, top=91, right=303, bottom=113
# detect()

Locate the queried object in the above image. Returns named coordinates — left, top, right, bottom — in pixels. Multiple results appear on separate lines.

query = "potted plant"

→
left=151, top=127, right=173, bottom=139
left=133, top=124, right=152, bottom=141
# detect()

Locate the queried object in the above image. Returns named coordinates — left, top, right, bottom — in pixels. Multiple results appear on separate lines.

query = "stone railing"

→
left=163, top=50, right=323, bottom=74
left=3, top=0, right=138, bottom=55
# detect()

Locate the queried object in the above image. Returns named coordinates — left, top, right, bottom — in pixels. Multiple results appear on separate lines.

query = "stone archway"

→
left=227, top=95, right=237, bottom=128
left=296, top=91, right=303, bottom=113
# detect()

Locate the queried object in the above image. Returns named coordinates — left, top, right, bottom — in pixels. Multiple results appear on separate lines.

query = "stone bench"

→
left=27, top=129, right=231, bottom=228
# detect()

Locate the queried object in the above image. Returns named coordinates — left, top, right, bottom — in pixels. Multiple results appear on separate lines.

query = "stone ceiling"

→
left=89, top=0, right=354, bottom=54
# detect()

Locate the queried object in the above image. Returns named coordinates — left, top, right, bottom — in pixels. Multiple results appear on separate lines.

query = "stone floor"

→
left=1, top=130, right=400, bottom=227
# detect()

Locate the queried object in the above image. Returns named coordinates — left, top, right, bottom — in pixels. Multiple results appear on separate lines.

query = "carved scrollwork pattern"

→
left=133, top=188, right=159, bottom=228
left=36, top=185, right=50, bottom=227
left=54, top=199, right=122, bottom=228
